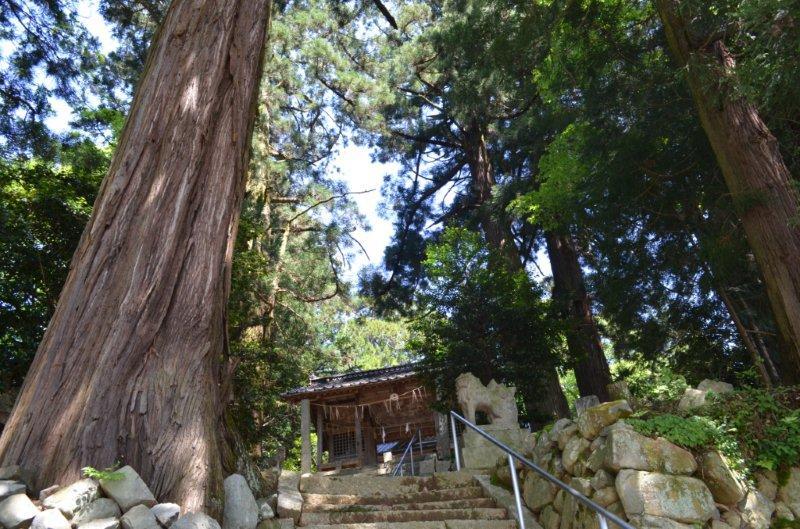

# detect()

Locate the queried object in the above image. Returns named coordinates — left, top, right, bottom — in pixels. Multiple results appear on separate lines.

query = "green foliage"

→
left=630, top=387, right=800, bottom=478
left=705, top=387, right=800, bottom=473
left=82, top=466, right=124, bottom=481
left=773, top=517, right=800, bottom=529
left=284, top=433, right=318, bottom=471
left=629, top=414, right=722, bottom=449
left=0, top=148, right=107, bottom=391
left=612, top=360, right=689, bottom=406
left=412, top=227, right=563, bottom=425
left=326, top=314, right=417, bottom=371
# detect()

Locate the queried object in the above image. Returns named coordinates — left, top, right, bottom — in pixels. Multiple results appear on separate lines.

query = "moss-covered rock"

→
left=603, top=429, right=697, bottom=475
left=700, top=451, right=746, bottom=505
left=576, top=401, right=633, bottom=440
left=615, top=469, right=717, bottom=524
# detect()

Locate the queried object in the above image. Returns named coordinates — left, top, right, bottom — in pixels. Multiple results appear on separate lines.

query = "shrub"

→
left=82, top=465, right=124, bottom=481
left=705, top=387, right=800, bottom=474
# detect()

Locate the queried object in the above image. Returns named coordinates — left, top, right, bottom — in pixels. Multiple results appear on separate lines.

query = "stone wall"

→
left=0, top=465, right=281, bottom=529
left=491, top=397, right=800, bottom=529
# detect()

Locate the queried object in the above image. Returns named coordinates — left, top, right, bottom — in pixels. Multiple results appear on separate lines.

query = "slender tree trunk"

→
left=464, top=125, right=570, bottom=421
left=657, top=0, right=800, bottom=378
left=545, top=231, right=612, bottom=400
left=0, top=0, right=270, bottom=513
left=715, top=285, right=774, bottom=388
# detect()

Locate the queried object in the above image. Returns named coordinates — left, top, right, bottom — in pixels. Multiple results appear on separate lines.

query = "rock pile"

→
left=491, top=394, right=800, bottom=529
left=0, top=466, right=278, bottom=529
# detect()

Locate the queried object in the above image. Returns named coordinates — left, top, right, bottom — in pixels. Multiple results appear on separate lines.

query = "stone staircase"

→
left=296, top=471, right=518, bottom=529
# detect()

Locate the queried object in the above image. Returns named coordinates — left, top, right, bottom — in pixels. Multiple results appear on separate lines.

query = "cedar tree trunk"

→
left=657, top=0, right=800, bottom=377
left=0, top=0, right=271, bottom=513
left=464, top=125, right=570, bottom=421
left=545, top=231, right=612, bottom=400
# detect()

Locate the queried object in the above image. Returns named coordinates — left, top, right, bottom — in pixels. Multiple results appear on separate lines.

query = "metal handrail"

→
left=450, top=411, right=634, bottom=529
left=391, top=430, right=420, bottom=476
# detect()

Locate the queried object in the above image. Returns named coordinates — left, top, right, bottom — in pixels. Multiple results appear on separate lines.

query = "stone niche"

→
left=455, top=373, right=529, bottom=470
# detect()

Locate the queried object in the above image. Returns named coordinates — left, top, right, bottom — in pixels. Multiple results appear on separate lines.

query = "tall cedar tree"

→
left=656, top=0, right=800, bottom=376
left=0, top=0, right=271, bottom=512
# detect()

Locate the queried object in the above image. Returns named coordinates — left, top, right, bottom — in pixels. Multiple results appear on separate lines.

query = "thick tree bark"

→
left=464, top=125, right=570, bottom=421
left=657, top=0, right=800, bottom=378
left=545, top=231, right=612, bottom=400
left=0, top=0, right=270, bottom=514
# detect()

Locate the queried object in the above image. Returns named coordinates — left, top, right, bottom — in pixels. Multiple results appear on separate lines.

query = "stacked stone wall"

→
left=491, top=393, right=800, bottom=529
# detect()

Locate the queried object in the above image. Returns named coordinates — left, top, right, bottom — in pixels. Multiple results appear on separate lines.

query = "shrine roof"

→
left=281, top=362, right=420, bottom=402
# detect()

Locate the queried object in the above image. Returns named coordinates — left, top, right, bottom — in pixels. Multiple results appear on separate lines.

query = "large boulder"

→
left=626, top=515, right=697, bottom=529
left=76, top=519, right=120, bottom=529
left=554, top=424, right=579, bottom=451
left=615, top=469, right=717, bottom=524
left=275, top=472, right=301, bottom=523
left=255, top=499, right=274, bottom=522
left=548, top=419, right=575, bottom=443
left=150, top=504, right=180, bottom=528
left=222, top=475, right=258, bottom=529
left=522, top=472, right=557, bottom=512
left=0, top=481, right=27, bottom=501
left=739, top=490, right=774, bottom=529
left=700, top=451, right=746, bottom=505
left=697, top=380, right=734, bottom=394
left=677, top=389, right=707, bottom=412
left=73, top=499, right=122, bottom=526
left=755, top=471, right=778, bottom=501
left=120, top=505, right=159, bottom=529
left=574, top=396, right=601, bottom=414
left=42, top=479, right=100, bottom=519
left=603, top=429, right=697, bottom=475
left=171, top=514, right=220, bottom=529
left=576, top=401, right=633, bottom=440
left=592, top=487, right=619, bottom=507
left=539, top=505, right=559, bottom=529
left=31, top=510, right=71, bottom=529
left=562, top=437, right=590, bottom=475
left=0, top=467, right=21, bottom=481
left=99, top=467, right=156, bottom=512
left=0, top=493, right=40, bottom=529
left=591, top=470, right=614, bottom=491
left=778, top=467, right=800, bottom=518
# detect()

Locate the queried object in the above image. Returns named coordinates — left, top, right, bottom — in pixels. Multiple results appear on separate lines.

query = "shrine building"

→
left=281, top=363, right=449, bottom=472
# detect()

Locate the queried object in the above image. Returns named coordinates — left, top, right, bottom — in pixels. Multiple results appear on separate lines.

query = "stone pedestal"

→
left=462, top=424, right=528, bottom=470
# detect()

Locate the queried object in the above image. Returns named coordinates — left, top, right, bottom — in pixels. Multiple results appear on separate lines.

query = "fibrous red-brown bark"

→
left=545, top=231, right=612, bottom=401
left=0, top=0, right=270, bottom=513
left=657, top=0, right=800, bottom=378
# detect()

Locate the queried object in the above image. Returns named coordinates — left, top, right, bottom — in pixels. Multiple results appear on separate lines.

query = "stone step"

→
left=300, top=507, right=509, bottom=525
left=300, top=520, right=517, bottom=529
left=303, top=498, right=496, bottom=513
left=300, top=472, right=476, bottom=496
left=302, top=487, right=487, bottom=507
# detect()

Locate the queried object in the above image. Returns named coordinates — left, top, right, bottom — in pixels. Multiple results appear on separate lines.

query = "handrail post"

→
left=449, top=412, right=461, bottom=471
left=410, top=438, right=415, bottom=476
left=508, top=453, right=526, bottom=529
left=447, top=410, right=634, bottom=529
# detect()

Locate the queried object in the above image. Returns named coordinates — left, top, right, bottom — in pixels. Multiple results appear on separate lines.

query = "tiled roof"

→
left=281, top=362, right=419, bottom=401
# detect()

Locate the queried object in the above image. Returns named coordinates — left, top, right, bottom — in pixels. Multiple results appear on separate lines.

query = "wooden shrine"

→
left=281, top=363, right=446, bottom=472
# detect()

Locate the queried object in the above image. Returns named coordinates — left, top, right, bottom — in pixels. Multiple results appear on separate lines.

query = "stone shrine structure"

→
left=455, top=373, right=529, bottom=470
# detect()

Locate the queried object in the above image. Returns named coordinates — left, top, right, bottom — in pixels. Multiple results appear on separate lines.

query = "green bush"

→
left=612, top=360, right=688, bottom=407
left=82, top=466, right=124, bottom=481
left=705, top=387, right=800, bottom=474
left=628, top=414, right=721, bottom=449
left=628, top=386, right=800, bottom=478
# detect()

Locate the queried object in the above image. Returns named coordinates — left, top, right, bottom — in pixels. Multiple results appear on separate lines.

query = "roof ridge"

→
left=281, top=361, right=421, bottom=400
